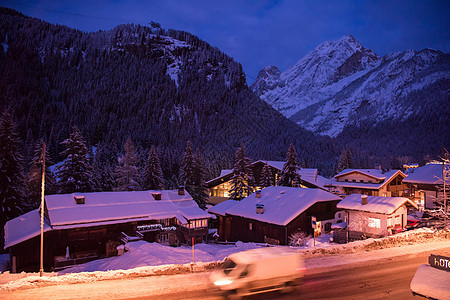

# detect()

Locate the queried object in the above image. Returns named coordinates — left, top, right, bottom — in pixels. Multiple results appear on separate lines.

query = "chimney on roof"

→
left=74, top=195, right=85, bottom=205
left=374, top=163, right=381, bottom=170
left=152, top=192, right=162, bottom=200
left=256, top=203, right=264, bottom=214
left=255, top=190, right=261, bottom=198
left=178, top=186, right=185, bottom=195
left=361, top=194, right=368, bottom=205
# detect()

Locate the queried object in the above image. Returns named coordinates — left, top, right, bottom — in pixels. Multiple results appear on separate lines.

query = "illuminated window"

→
left=368, top=217, right=381, bottom=228
left=387, top=217, right=392, bottom=228
left=249, top=223, right=253, bottom=231
left=395, top=215, right=401, bottom=225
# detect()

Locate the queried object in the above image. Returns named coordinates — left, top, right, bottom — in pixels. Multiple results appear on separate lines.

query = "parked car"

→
left=209, top=247, right=305, bottom=297
left=406, top=219, right=421, bottom=230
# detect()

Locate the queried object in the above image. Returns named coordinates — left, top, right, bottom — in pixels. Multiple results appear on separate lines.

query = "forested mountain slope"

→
left=0, top=8, right=337, bottom=180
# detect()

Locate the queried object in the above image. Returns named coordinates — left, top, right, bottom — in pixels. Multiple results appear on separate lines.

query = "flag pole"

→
left=39, top=142, right=46, bottom=277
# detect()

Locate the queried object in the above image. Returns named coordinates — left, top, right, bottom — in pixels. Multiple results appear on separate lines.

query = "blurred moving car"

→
left=209, top=247, right=305, bottom=297
left=410, top=254, right=450, bottom=299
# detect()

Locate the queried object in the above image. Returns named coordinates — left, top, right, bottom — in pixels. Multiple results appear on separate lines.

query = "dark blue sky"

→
left=3, top=0, right=449, bottom=83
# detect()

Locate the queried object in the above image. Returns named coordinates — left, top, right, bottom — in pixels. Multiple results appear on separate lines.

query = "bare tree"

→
left=426, top=149, right=450, bottom=228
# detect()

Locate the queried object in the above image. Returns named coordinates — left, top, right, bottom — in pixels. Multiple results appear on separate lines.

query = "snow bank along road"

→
left=1, top=241, right=449, bottom=300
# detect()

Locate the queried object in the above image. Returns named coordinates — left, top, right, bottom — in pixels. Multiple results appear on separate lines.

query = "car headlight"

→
left=214, top=279, right=233, bottom=286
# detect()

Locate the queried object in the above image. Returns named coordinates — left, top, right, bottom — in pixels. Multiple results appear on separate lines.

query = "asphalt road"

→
left=2, top=248, right=449, bottom=300
left=140, top=252, right=434, bottom=300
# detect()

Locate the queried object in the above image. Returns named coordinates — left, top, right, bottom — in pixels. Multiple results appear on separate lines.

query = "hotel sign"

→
left=429, top=254, right=450, bottom=272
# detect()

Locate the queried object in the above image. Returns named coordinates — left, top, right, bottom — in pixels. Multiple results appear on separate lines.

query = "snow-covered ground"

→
left=1, top=228, right=449, bottom=293
left=410, top=264, right=450, bottom=300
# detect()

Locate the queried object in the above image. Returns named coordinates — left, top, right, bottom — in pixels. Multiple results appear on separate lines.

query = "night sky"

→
left=2, top=0, right=449, bottom=83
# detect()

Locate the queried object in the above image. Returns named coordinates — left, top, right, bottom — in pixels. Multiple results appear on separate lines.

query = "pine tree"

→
left=142, top=145, right=164, bottom=190
left=278, top=144, right=300, bottom=187
left=57, top=126, right=95, bottom=193
left=180, top=141, right=195, bottom=188
left=92, top=143, right=117, bottom=192
left=336, top=149, right=354, bottom=173
left=191, top=147, right=209, bottom=209
left=114, top=137, right=141, bottom=191
left=228, top=144, right=254, bottom=200
left=260, top=161, right=274, bottom=188
left=27, top=139, right=56, bottom=209
left=0, top=111, right=27, bottom=248
left=179, top=142, right=208, bottom=207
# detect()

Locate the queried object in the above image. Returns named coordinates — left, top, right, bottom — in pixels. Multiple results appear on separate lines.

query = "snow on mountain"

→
left=251, top=35, right=449, bottom=137
left=251, top=66, right=281, bottom=96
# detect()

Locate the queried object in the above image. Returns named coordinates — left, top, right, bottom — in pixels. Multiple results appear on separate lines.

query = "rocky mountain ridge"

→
left=251, top=35, right=449, bottom=137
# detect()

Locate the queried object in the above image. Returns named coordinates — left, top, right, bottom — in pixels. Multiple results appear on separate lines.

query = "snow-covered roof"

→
left=220, top=186, right=341, bottom=226
left=253, top=160, right=285, bottom=171
left=337, top=194, right=417, bottom=215
left=331, top=222, right=347, bottom=229
left=254, top=161, right=327, bottom=187
left=4, top=189, right=210, bottom=249
left=207, top=200, right=239, bottom=216
left=206, top=160, right=329, bottom=188
left=335, top=169, right=399, bottom=180
left=4, top=209, right=52, bottom=249
left=330, top=169, right=404, bottom=190
left=220, top=169, right=232, bottom=177
left=403, top=163, right=449, bottom=185
left=45, top=190, right=210, bottom=228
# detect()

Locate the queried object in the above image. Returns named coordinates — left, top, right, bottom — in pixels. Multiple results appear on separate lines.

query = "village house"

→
left=208, top=186, right=342, bottom=245
left=336, top=194, right=417, bottom=242
left=403, top=162, right=449, bottom=210
left=206, top=160, right=330, bottom=204
left=4, top=188, right=210, bottom=272
left=328, top=168, right=407, bottom=197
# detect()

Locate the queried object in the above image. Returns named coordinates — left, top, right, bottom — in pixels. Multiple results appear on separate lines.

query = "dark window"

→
left=223, top=259, right=237, bottom=275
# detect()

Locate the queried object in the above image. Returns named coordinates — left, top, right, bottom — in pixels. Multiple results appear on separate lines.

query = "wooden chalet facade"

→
left=208, top=186, right=341, bottom=245
left=329, top=168, right=407, bottom=198
left=403, top=163, right=449, bottom=210
left=206, top=160, right=329, bottom=205
left=4, top=188, right=210, bottom=272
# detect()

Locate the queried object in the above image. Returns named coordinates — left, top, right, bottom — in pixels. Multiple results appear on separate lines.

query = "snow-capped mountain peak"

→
left=251, top=36, right=449, bottom=137
left=251, top=35, right=381, bottom=119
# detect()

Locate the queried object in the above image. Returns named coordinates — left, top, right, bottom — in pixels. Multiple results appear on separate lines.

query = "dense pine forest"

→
left=0, top=7, right=338, bottom=182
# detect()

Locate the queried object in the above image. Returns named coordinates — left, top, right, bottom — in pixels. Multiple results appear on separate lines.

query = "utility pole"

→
left=444, top=152, right=448, bottom=229
left=40, top=142, right=46, bottom=277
